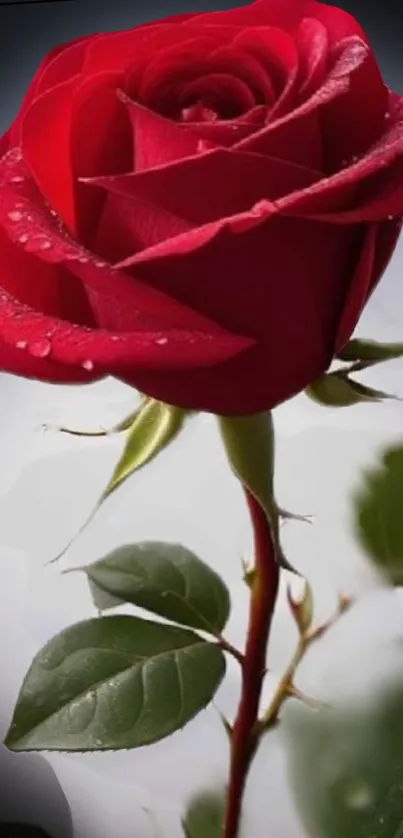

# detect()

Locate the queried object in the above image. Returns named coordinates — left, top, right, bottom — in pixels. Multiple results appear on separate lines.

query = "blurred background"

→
left=1, top=1, right=403, bottom=837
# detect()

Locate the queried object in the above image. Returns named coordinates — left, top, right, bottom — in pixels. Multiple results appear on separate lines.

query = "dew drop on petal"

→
left=343, top=780, right=373, bottom=811
left=197, top=139, right=211, bottom=153
left=29, top=339, right=52, bottom=358
left=7, top=210, right=23, bottom=222
left=82, top=359, right=94, bottom=371
left=155, top=337, right=168, bottom=345
left=16, top=340, right=27, bottom=350
left=17, top=234, right=29, bottom=244
left=35, top=238, right=52, bottom=251
left=10, top=176, right=24, bottom=184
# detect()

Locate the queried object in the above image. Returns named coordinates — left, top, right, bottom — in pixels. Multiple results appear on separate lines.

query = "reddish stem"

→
left=223, top=490, right=280, bottom=838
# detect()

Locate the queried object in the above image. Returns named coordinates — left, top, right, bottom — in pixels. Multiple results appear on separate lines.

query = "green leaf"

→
left=4, top=616, right=225, bottom=752
left=306, top=372, right=395, bottom=408
left=182, top=790, right=226, bottom=838
left=218, top=413, right=297, bottom=574
left=87, top=578, right=124, bottom=612
left=83, top=542, right=230, bottom=634
left=50, top=399, right=187, bottom=564
left=338, top=338, right=403, bottom=365
left=286, top=682, right=403, bottom=838
left=353, top=444, right=403, bottom=585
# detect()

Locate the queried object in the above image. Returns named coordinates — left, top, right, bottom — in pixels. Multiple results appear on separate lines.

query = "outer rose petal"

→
left=22, top=71, right=133, bottom=241
left=0, top=148, right=237, bottom=336
left=89, top=147, right=321, bottom=234
left=0, top=149, right=253, bottom=378
left=7, top=36, right=90, bottom=148
left=116, top=215, right=363, bottom=414
left=21, top=76, right=82, bottom=232
left=335, top=220, right=402, bottom=352
left=276, top=99, right=403, bottom=217
left=0, top=288, right=253, bottom=376
left=0, top=337, right=95, bottom=384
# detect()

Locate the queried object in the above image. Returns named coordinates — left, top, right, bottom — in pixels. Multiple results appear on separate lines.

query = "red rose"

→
left=0, top=0, right=402, bottom=415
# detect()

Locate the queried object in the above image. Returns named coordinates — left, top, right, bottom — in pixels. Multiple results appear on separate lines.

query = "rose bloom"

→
left=0, top=0, right=402, bottom=415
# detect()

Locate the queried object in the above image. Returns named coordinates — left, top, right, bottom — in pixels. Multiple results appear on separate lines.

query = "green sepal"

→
left=49, top=399, right=188, bottom=564
left=217, top=413, right=297, bottom=574
left=306, top=372, right=397, bottom=408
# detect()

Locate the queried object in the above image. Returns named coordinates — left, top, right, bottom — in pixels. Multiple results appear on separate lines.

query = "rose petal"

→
left=276, top=98, right=403, bottom=217
left=180, top=106, right=266, bottom=148
left=206, top=43, right=275, bottom=103
left=0, top=148, right=251, bottom=345
left=134, top=34, right=236, bottom=114
left=21, top=76, right=81, bottom=232
left=71, top=72, right=133, bottom=244
left=117, top=215, right=361, bottom=414
left=92, top=191, right=191, bottom=263
left=88, top=147, right=321, bottom=233
left=295, top=18, right=329, bottom=97
left=0, top=287, right=253, bottom=376
left=121, top=96, right=199, bottom=170
left=184, top=72, right=256, bottom=115
left=0, top=337, right=95, bottom=384
left=0, top=226, right=94, bottom=326
left=34, top=40, right=89, bottom=97
left=8, top=36, right=90, bottom=147
left=83, top=22, right=230, bottom=76
left=0, top=162, right=253, bottom=376
left=320, top=51, right=387, bottom=171
left=235, top=35, right=370, bottom=168
left=334, top=224, right=377, bottom=352
left=233, top=27, right=299, bottom=118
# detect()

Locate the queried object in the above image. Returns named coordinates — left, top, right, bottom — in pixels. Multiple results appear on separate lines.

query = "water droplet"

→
left=16, top=340, right=27, bottom=350
left=197, top=139, right=210, bottom=153
left=82, top=359, right=94, bottom=371
left=17, top=234, right=29, bottom=244
left=344, top=780, right=373, bottom=810
left=78, top=255, right=89, bottom=264
left=29, top=339, right=51, bottom=358
left=7, top=210, right=23, bottom=222
left=24, top=237, right=52, bottom=252
left=10, top=176, right=24, bottom=184
left=111, top=335, right=121, bottom=342
left=155, top=337, right=168, bottom=345
left=388, top=214, right=394, bottom=220
left=385, top=112, right=390, bottom=119
left=94, top=260, right=107, bottom=268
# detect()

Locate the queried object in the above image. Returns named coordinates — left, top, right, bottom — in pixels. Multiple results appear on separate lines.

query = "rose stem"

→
left=223, top=489, right=280, bottom=838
